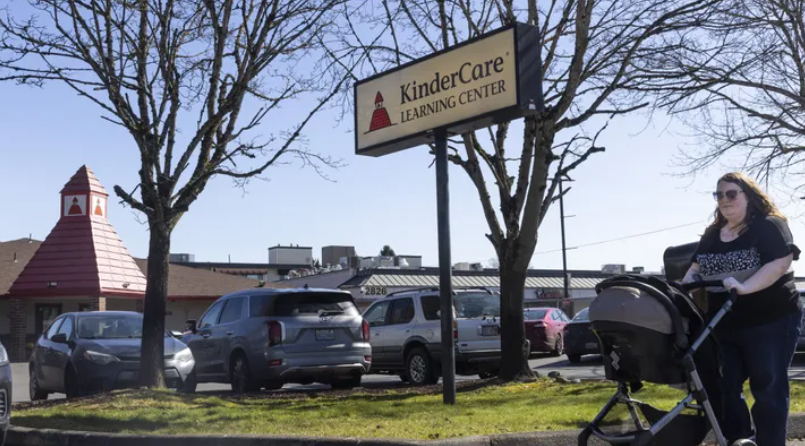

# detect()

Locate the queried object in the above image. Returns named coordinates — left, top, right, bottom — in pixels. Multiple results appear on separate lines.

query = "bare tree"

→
left=0, top=0, right=348, bottom=387
left=328, top=0, right=719, bottom=380
left=634, top=0, right=805, bottom=191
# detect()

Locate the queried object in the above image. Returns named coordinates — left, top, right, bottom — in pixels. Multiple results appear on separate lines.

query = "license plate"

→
left=481, top=325, right=500, bottom=336
left=315, top=329, right=335, bottom=341
left=586, top=342, right=597, bottom=349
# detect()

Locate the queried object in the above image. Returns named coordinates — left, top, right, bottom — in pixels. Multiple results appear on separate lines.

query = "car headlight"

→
left=174, top=347, right=193, bottom=363
left=83, top=350, right=120, bottom=365
left=0, top=344, right=8, bottom=366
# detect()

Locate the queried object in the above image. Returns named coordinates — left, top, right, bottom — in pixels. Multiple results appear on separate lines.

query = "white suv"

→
left=362, top=287, right=502, bottom=385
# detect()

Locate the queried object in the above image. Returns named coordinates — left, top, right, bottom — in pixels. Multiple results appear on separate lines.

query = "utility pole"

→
left=559, top=178, right=569, bottom=300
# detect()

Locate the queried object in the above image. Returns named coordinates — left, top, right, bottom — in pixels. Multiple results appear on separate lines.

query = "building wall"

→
left=269, top=246, right=312, bottom=265
left=322, top=246, right=356, bottom=268
left=0, top=300, right=9, bottom=336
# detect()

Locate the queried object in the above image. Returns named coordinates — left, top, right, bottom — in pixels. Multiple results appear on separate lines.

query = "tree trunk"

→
left=140, top=224, right=170, bottom=388
left=498, top=256, right=534, bottom=381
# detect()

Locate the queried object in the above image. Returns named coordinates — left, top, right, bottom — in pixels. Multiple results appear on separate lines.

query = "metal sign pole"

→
left=434, top=127, right=456, bottom=405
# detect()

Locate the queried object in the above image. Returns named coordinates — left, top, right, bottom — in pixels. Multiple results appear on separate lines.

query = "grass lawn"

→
left=12, top=380, right=805, bottom=440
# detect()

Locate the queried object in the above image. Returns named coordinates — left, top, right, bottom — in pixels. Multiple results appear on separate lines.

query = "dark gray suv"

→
left=182, top=287, right=371, bottom=393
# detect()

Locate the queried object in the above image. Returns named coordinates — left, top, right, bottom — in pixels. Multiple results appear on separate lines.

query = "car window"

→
left=389, top=298, right=414, bottom=325
left=274, top=292, right=359, bottom=317
left=364, top=301, right=390, bottom=327
left=77, top=315, right=144, bottom=339
left=550, top=311, right=559, bottom=321
left=250, top=295, right=273, bottom=317
left=524, top=309, right=547, bottom=320
left=219, top=297, right=244, bottom=324
left=421, top=295, right=440, bottom=320
left=45, top=318, right=64, bottom=340
left=57, top=316, right=74, bottom=338
left=454, top=293, right=499, bottom=318
left=199, top=301, right=225, bottom=329
left=572, top=308, right=590, bottom=322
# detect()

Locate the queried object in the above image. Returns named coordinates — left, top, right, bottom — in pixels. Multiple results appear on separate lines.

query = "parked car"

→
left=562, top=308, right=599, bottom=363
left=361, top=287, right=502, bottom=385
left=524, top=307, right=570, bottom=356
left=0, top=340, right=10, bottom=446
left=29, top=311, right=195, bottom=399
left=182, top=287, right=371, bottom=393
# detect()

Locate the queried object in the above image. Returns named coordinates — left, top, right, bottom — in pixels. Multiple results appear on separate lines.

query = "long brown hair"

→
left=707, top=172, right=786, bottom=233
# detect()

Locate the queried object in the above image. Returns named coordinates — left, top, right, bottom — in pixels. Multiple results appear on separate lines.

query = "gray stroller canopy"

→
left=589, top=286, right=689, bottom=335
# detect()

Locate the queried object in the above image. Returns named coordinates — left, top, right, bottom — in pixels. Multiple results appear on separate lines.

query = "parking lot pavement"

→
left=11, top=352, right=805, bottom=403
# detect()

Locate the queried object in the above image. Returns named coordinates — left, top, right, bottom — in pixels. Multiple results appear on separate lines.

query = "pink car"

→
left=524, top=307, right=570, bottom=356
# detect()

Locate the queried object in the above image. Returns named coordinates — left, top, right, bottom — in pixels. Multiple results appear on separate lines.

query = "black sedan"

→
left=29, top=311, right=196, bottom=399
left=562, top=308, right=600, bottom=363
left=0, top=340, right=10, bottom=446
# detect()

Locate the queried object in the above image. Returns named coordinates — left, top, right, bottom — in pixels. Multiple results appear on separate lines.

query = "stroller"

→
left=578, top=243, right=757, bottom=446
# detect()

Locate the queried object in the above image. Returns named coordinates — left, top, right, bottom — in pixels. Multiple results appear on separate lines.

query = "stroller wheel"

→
left=731, top=440, right=757, bottom=446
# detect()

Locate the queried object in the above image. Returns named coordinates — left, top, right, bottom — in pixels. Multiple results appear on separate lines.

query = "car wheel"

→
left=551, top=335, right=564, bottom=357
left=64, top=366, right=83, bottom=399
left=405, top=347, right=438, bottom=386
left=567, top=354, right=582, bottom=364
left=331, top=375, right=362, bottom=390
left=478, top=370, right=498, bottom=379
left=231, top=355, right=260, bottom=395
left=181, top=372, right=197, bottom=394
left=29, top=367, right=48, bottom=401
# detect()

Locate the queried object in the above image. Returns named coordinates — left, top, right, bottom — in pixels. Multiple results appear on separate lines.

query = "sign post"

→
left=434, top=127, right=456, bottom=404
left=354, top=22, right=545, bottom=405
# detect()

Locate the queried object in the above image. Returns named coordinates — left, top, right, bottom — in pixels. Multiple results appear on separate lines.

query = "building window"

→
left=78, top=303, right=91, bottom=312
left=35, top=304, right=63, bottom=336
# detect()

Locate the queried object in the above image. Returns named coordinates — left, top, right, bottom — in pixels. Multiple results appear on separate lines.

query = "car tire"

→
left=331, top=375, right=362, bottom=390
left=264, top=379, right=284, bottom=390
left=231, top=355, right=261, bottom=395
left=405, top=347, right=438, bottom=386
left=181, top=372, right=197, bottom=394
left=551, top=335, right=564, bottom=357
left=29, top=367, right=48, bottom=401
left=64, top=366, right=83, bottom=399
left=478, top=370, right=498, bottom=379
left=567, top=354, right=582, bottom=364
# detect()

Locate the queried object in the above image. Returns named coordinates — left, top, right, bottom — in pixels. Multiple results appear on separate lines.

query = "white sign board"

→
left=354, top=23, right=544, bottom=157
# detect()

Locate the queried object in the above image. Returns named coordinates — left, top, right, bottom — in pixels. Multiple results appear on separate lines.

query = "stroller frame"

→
left=578, top=280, right=740, bottom=446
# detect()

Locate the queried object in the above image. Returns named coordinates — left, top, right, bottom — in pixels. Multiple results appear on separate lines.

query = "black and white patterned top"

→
left=692, top=215, right=800, bottom=329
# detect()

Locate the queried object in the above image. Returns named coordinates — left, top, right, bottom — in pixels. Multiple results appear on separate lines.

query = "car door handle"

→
left=202, top=333, right=211, bottom=338
left=226, top=331, right=234, bottom=336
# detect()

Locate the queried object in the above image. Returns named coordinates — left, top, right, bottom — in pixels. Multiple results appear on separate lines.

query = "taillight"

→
left=362, top=319, right=370, bottom=341
left=267, top=321, right=282, bottom=347
left=453, top=320, right=458, bottom=340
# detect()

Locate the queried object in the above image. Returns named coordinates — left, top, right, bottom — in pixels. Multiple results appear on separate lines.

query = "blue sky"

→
left=1, top=72, right=803, bottom=274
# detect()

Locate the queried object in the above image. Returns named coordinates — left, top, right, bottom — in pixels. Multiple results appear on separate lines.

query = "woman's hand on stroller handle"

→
left=678, top=279, right=741, bottom=302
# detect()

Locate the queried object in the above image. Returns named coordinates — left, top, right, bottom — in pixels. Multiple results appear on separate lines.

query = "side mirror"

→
left=51, top=333, right=67, bottom=344
left=185, top=319, right=197, bottom=334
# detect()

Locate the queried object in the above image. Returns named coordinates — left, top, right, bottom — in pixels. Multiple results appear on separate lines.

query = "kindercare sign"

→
left=354, top=22, right=544, bottom=157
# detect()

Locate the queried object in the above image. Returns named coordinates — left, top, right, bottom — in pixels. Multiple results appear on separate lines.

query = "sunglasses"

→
left=713, top=190, right=744, bottom=201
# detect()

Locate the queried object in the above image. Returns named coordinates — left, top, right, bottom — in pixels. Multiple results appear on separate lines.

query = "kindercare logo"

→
left=365, top=55, right=509, bottom=133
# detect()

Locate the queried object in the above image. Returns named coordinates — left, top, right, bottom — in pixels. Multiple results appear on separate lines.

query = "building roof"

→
left=0, top=238, right=42, bottom=296
left=9, top=167, right=147, bottom=298
left=171, top=261, right=311, bottom=272
left=1, top=238, right=273, bottom=299
left=133, top=259, right=282, bottom=299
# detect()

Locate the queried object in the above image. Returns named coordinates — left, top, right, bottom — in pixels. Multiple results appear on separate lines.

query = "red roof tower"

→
left=9, top=166, right=147, bottom=298
left=368, top=91, right=393, bottom=132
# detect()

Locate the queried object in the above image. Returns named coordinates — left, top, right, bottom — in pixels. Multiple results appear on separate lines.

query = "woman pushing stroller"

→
left=681, top=172, right=802, bottom=446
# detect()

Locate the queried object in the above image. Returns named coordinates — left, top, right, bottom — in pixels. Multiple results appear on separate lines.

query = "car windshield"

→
left=454, top=293, right=500, bottom=318
left=572, top=308, right=590, bottom=322
left=77, top=316, right=172, bottom=339
left=524, top=309, right=548, bottom=320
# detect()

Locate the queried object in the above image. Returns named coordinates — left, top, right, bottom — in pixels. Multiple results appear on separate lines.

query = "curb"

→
left=8, top=413, right=805, bottom=446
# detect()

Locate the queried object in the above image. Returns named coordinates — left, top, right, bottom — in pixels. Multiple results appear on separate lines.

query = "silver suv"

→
left=182, top=287, right=371, bottom=393
left=362, top=287, right=502, bottom=385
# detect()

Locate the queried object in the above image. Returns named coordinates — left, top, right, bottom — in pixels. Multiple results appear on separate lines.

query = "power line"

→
left=534, top=220, right=706, bottom=255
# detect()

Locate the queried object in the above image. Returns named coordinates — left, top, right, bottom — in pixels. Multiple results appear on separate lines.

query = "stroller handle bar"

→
left=679, top=280, right=740, bottom=304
